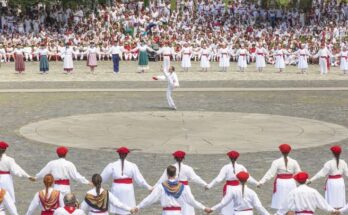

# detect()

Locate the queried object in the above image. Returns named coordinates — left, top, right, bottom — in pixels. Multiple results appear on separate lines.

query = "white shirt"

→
left=277, top=185, right=334, bottom=215
left=53, top=207, right=85, bottom=215
left=80, top=188, right=131, bottom=214
left=0, top=189, right=18, bottom=215
left=137, top=180, right=205, bottom=210
left=0, top=154, right=30, bottom=178
left=109, top=46, right=125, bottom=55
left=259, top=157, right=301, bottom=184
left=212, top=185, right=270, bottom=215
left=100, top=159, right=151, bottom=190
left=156, top=162, right=207, bottom=186
left=207, top=162, right=258, bottom=189
left=157, top=46, right=175, bottom=56
left=163, top=70, right=179, bottom=88
left=310, top=159, right=348, bottom=182
left=35, top=158, right=89, bottom=184
left=26, top=188, right=64, bottom=215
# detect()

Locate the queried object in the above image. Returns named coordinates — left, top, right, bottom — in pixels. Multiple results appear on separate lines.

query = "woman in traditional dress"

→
left=255, top=43, right=268, bottom=72
left=181, top=43, right=192, bottom=72
left=236, top=43, right=249, bottom=72
left=37, top=43, right=50, bottom=74
left=258, top=144, right=301, bottom=210
left=155, top=151, right=207, bottom=215
left=339, top=46, right=348, bottom=74
left=100, top=147, right=152, bottom=215
left=80, top=174, right=135, bottom=215
left=273, top=44, right=287, bottom=73
left=294, top=44, right=311, bottom=74
left=218, top=43, right=231, bottom=72
left=60, top=42, right=76, bottom=74
left=13, top=44, right=25, bottom=74
left=26, top=174, right=64, bottom=215
left=206, top=151, right=259, bottom=215
left=86, top=42, right=98, bottom=73
left=307, top=145, right=348, bottom=209
left=199, top=43, right=211, bottom=72
left=130, top=41, right=155, bottom=73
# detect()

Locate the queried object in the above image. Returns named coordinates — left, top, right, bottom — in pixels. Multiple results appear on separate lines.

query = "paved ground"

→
left=1, top=61, right=348, bottom=214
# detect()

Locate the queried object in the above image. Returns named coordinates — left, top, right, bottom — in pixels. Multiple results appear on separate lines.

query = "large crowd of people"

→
left=0, top=0, right=348, bottom=75
left=1, top=141, right=348, bottom=215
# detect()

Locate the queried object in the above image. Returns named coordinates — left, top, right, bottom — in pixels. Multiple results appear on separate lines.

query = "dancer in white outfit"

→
left=339, top=46, right=348, bottom=74
left=211, top=171, right=270, bottom=215
left=294, top=44, right=311, bottom=74
left=181, top=43, right=192, bottom=72
left=273, top=44, right=287, bottom=73
left=313, top=43, right=333, bottom=75
left=255, top=44, right=268, bottom=72
left=157, top=42, right=175, bottom=71
left=236, top=44, right=249, bottom=72
left=0, top=187, right=19, bottom=215
left=218, top=44, right=231, bottom=72
left=307, top=145, right=348, bottom=209
left=152, top=66, right=179, bottom=110
left=258, top=144, right=301, bottom=209
left=199, top=43, right=211, bottom=72
left=155, top=151, right=208, bottom=215
left=100, top=147, right=152, bottom=215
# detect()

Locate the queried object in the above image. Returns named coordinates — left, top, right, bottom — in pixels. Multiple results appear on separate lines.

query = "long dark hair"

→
left=0, top=149, right=5, bottom=159
left=175, top=157, right=183, bottom=177
left=119, top=153, right=128, bottom=176
left=283, top=153, right=288, bottom=170
left=92, top=174, right=103, bottom=196
left=334, top=153, right=340, bottom=169
left=230, top=158, right=236, bottom=174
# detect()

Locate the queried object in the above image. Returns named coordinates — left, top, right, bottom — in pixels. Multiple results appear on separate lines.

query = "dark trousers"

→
left=112, top=54, right=120, bottom=72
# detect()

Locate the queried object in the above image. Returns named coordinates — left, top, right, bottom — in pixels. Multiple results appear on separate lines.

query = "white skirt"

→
left=325, top=177, right=346, bottom=208
left=298, top=57, right=308, bottom=69
left=53, top=184, right=71, bottom=196
left=200, top=56, right=210, bottom=68
left=110, top=183, right=135, bottom=214
left=340, top=58, right=348, bottom=70
left=63, top=54, right=74, bottom=70
left=163, top=56, right=171, bottom=71
left=0, top=174, right=15, bottom=202
left=275, top=57, right=285, bottom=69
left=271, top=178, right=297, bottom=209
left=219, top=55, right=230, bottom=67
left=256, top=56, right=266, bottom=68
left=181, top=55, right=191, bottom=68
left=238, top=56, right=247, bottom=68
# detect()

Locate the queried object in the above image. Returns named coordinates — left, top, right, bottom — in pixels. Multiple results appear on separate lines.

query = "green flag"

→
left=144, top=0, right=149, bottom=8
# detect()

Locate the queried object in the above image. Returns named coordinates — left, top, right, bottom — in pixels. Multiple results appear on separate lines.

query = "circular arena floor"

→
left=19, top=111, right=348, bottom=154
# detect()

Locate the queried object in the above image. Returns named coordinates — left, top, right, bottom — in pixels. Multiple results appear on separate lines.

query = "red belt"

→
left=340, top=56, right=348, bottom=60
left=90, top=210, right=108, bottom=213
left=184, top=53, right=191, bottom=55
left=0, top=171, right=10, bottom=175
left=320, top=56, right=330, bottom=70
left=163, top=54, right=171, bottom=56
left=273, top=174, right=293, bottom=193
left=235, top=208, right=253, bottom=212
left=325, top=175, right=342, bottom=190
left=257, top=53, right=264, bottom=56
left=41, top=211, right=54, bottom=215
left=202, top=54, right=209, bottom=56
left=55, top=179, right=70, bottom=185
left=163, top=207, right=181, bottom=211
left=179, top=180, right=188, bottom=185
left=276, top=54, right=284, bottom=57
left=295, top=211, right=314, bottom=214
left=223, top=180, right=240, bottom=196
left=113, top=178, right=133, bottom=184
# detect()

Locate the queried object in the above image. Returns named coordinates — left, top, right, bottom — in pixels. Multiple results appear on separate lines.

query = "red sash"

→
left=163, top=207, right=181, bottom=211
left=55, top=179, right=70, bottom=185
left=295, top=211, right=314, bottom=214
left=0, top=171, right=10, bottom=175
left=257, top=53, right=264, bottom=56
left=273, top=174, right=293, bottom=193
left=113, top=178, right=133, bottom=184
left=179, top=181, right=188, bottom=185
left=324, top=175, right=342, bottom=190
left=64, top=206, right=76, bottom=214
left=41, top=211, right=54, bottom=215
left=320, top=56, right=330, bottom=70
left=223, top=180, right=239, bottom=196
left=235, top=208, right=253, bottom=212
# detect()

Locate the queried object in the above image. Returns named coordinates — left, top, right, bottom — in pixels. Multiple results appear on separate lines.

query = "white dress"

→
left=219, top=48, right=230, bottom=67
left=259, top=157, right=301, bottom=209
left=296, top=49, right=310, bottom=69
left=0, top=154, right=30, bottom=202
left=0, top=188, right=19, bottom=215
left=101, top=159, right=151, bottom=215
left=200, top=48, right=211, bottom=68
left=313, top=48, right=332, bottom=74
left=156, top=162, right=207, bottom=215
left=274, top=49, right=286, bottom=69
left=236, top=49, right=249, bottom=68
left=255, top=48, right=268, bottom=68
left=207, top=162, right=259, bottom=215
left=61, top=47, right=75, bottom=71
left=310, top=159, right=348, bottom=208
left=181, top=47, right=192, bottom=68
left=339, top=51, right=348, bottom=71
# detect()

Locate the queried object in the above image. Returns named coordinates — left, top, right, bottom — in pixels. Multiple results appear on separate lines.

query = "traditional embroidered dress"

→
left=86, top=47, right=98, bottom=68
left=13, top=48, right=25, bottom=72
left=26, top=188, right=63, bottom=215
left=131, top=45, right=155, bottom=71
left=339, top=51, right=348, bottom=71
left=38, top=48, right=49, bottom=72
left=0, top=188, right=19, bottom=215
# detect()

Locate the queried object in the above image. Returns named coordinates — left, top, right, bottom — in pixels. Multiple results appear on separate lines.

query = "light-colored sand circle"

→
left=19, top=111, right=348, bottom=154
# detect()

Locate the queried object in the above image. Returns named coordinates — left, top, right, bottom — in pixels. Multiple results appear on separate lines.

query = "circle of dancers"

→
left=1, top=141, right=348, bottom=214
left=2, top=41, right=348, bottom=76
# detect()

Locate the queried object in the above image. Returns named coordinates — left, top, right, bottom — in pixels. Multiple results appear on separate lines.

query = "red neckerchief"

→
left=64, top=206, right=76, bottom=214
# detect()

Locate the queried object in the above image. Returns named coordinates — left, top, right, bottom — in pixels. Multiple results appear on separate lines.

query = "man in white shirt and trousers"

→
left=109, top=41, right=125, bottom=73
left=153, top=66, right=179, bottom=110
left=313, top=43, right=333, bottom=75
left=134, top=165, right=211, bottom=214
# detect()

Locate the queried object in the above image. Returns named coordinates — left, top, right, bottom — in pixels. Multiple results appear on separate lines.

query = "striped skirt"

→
left=15, top=54, right=25, bottom=72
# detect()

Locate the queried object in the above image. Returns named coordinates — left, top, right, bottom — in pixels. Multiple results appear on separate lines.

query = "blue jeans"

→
left=112, top=54, right=120, bottom=72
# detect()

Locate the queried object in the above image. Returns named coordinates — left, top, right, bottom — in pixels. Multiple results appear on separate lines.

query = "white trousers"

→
left=167, top=85, right=176, bottom=108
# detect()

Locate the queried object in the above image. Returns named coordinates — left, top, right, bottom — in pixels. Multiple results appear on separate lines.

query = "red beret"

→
left=293, top=171, right=309, bottom=183
left=330, top=145, right=342, bottom=155
left=117, top=147, right=130, bottom=154
left=0, top=141, right=9, bottom=149
left=56, top=146, right=68, bottom=156
left=236, top=171, right=249, bottom=182
left=227, top=151, right=240, bottom=159
left=279, top=144, right=292, bottom=154
left=172, top=151, right=186, bottom=158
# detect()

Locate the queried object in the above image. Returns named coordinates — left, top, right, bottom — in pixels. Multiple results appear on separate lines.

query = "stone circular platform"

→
left=19, top=111, right=348, bottom=154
